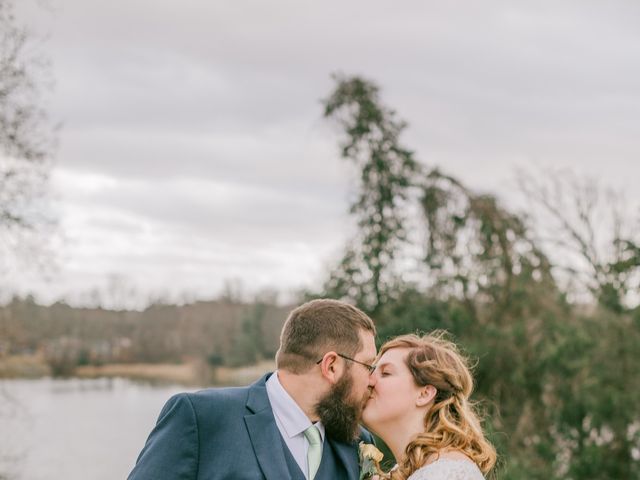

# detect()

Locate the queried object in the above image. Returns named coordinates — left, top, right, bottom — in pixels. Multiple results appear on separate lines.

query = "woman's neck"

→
left=376, top=416, right=425, bottom=463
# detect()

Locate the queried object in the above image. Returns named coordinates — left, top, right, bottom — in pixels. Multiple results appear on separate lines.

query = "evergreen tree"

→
left=322, top=74, right=420, bottom=312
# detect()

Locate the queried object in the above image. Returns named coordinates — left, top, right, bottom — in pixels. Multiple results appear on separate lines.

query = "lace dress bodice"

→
left=406, top=458, right=485, bottom=480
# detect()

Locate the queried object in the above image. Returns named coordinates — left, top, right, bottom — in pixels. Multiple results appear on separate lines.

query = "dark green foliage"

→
left=320, top=75, right=640, bottom=478
left=421, top=169, right=555, bottom=312
left=375, top=288, right=473, bottom=344
left=228, top=301, right=270, bottom=367
left=597, top=239, right=640, bottom=314
left=206, top=353, right=224, bottom=367
left=322, top=74, right=421, bottom=312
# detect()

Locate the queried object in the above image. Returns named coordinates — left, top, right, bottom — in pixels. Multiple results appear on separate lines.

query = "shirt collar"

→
left=266, top=371, right=326, bottom=441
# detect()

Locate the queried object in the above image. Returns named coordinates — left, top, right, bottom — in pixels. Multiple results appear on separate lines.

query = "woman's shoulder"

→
left=407, top=452, right=485, bottom=480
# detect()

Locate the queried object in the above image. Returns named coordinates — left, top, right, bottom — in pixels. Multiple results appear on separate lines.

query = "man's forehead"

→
left=358, top=330, right=377, bottom=358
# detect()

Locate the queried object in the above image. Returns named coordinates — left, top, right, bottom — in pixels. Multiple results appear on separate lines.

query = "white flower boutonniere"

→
left=358, top=442, right=384, bottom=480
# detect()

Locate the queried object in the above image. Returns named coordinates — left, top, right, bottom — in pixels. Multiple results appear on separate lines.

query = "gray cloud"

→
left=12, top=0, right=640, bottom=304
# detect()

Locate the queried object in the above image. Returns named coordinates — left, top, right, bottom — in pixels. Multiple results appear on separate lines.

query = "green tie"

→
left=304, top=425, right=322, bottom=480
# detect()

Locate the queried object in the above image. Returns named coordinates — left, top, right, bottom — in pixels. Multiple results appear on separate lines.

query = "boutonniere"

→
left=358, top=442, right=384, bottom=480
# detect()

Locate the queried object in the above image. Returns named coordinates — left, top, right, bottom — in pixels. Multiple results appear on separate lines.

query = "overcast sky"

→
left=10, top=0, right=640, bottom=307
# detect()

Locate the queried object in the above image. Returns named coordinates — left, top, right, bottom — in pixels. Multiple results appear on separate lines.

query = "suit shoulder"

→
left=184, top=384, right=250, bottom=410
left=358, top=426, right=375, bottom=444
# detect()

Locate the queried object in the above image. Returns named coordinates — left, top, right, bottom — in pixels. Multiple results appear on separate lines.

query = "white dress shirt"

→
left=265, top=371, right=326, bottom=479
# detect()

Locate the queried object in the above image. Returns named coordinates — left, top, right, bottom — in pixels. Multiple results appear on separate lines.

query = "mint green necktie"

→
left=304, top=425, right=322, bottom=480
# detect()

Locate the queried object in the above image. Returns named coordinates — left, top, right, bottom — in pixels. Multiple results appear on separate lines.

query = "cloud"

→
left=11, top=0, right=640, bottom=304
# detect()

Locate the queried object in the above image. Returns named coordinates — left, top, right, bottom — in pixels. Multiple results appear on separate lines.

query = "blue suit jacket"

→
left=128, top=373, right=374, bottom=479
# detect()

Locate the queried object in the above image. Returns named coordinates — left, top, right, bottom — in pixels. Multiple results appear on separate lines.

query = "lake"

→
left=0, top=377, right=202, bottom=480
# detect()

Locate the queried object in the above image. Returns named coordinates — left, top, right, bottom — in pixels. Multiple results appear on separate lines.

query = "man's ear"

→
left=416, top=385, right=437, bottom=407
left=318, top=351, right=343, bottom=384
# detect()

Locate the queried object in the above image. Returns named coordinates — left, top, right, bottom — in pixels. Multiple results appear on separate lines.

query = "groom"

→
left=128, top=298, right=378, bottom=480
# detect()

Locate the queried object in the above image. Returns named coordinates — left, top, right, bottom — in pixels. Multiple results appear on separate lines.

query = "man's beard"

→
left=315, top=371, right=368, bottom=443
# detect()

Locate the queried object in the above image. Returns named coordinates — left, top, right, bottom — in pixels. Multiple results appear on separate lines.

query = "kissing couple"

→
left=128, top=299, right=496, bottom=480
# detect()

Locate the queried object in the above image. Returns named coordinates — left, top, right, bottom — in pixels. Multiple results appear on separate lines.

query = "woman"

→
left=362, top=332, right=496, bottom=480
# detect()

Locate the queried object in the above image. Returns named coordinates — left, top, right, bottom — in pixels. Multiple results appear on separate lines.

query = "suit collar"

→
left=244, top=372, right=292, bottom=480
left=245, top=372, right=272, bottom=413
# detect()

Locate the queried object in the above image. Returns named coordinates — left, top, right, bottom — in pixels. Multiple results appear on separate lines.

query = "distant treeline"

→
left=0, top=297, right=291, bottom=375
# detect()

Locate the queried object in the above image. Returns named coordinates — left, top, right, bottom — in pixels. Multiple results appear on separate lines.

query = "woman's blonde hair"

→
left=379, top=332, right=496, bottom=479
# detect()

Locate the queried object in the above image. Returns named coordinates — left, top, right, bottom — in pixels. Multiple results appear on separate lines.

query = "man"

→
left=128, top=298, right=378, bottom=480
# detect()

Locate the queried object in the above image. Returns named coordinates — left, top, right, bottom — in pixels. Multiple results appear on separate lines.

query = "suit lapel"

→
left=328, top=439, right=360, bottom=480
left=244, top=374, right=291, bottom=480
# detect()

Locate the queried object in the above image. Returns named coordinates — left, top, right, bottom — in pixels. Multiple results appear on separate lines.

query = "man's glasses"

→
left=316, top=353, right=376, bottom=375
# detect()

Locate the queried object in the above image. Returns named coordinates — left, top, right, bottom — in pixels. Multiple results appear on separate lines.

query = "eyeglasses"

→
left=316, top=353, right=377, bottom=375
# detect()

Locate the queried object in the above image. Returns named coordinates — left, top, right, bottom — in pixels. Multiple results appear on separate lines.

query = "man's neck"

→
left=276, top=370, right=321, bottom=422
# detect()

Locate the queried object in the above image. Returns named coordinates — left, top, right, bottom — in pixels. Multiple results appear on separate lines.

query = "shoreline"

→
left=0, top=355, right=275, bottom=386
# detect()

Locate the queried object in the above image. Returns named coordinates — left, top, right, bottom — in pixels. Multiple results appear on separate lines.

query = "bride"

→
left=362, top=332, right=497, bottom=480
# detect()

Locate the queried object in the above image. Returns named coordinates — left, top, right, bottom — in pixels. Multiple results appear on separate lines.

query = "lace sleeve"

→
left=407, top=459, right=485, bottom=480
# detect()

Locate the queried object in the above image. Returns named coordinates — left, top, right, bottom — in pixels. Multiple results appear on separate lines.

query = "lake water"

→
left=0, top=378, right=201, bottom=480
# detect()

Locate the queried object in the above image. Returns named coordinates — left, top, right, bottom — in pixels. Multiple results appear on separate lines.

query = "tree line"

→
left=0, top=296, right=290, bottom=375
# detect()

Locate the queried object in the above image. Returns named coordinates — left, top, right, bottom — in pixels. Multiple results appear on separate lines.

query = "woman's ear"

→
left=416, top=385, right=437, bottom=407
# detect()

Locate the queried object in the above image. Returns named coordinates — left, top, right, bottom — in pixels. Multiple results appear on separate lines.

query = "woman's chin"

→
left=361, top=402, right=376, bottom=429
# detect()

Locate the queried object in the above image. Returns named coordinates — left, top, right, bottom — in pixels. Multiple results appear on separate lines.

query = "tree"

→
left=319, top=75, right=640, bottom=479
left=1, top=2, right=55, bottom=476
left=0, top=0, right=56, bottom=276
left=322, top=74, right=421, bottom=312
left=421, top=169, right=556, bottom=318
left=517, top=169, right=640, bottom=312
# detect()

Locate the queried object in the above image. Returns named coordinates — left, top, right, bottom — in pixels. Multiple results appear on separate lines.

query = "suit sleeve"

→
left=128, top=393, right=199, bottom=480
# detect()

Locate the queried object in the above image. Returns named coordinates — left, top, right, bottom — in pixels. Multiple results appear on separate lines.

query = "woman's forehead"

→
left=378, top=347, right=410, bottom=366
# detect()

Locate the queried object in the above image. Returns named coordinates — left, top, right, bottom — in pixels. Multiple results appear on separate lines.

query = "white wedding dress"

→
left=407, top=458, right=485, bottom=480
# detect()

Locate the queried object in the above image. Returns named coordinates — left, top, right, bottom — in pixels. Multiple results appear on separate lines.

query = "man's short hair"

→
left=275, top=299, right=376, bottom=373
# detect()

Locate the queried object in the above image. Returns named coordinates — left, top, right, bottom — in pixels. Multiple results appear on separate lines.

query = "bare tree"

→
left=517, top=168, right=640, bottom=312
left=0, top=0, right=57, bottom=278
left=1, top=4, right=56, bottom=473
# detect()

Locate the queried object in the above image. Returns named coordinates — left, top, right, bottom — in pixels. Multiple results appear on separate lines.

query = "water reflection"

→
left=0, top=377, right=197, bottom=480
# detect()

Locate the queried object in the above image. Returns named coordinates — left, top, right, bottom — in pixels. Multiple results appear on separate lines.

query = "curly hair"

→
left=379, top=332, right=496, bottom=479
